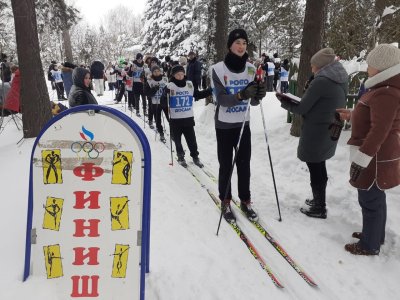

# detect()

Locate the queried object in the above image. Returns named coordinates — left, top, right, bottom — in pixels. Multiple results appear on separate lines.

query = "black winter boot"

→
left=300, top=183, right=327, bottom=219
left=305, top=182, right=326, bottom=206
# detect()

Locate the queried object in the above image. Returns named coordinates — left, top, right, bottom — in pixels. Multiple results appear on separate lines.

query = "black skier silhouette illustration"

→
left=112, top=246, right=130, bottom=275
left=113, top=152, right=131, bottom=184
left=44, top=199, right=61, bottom=229
left=110, top=199, right=129, bottom=229
left=44, top=245, right=62, bottom=278
left=44, top=151, right=61, bottom=183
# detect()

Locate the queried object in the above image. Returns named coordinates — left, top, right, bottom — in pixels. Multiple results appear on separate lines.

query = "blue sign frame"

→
left=23, top=105, right=151, bottom=300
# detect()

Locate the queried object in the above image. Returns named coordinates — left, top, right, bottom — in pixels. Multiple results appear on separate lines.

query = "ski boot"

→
left=159, top=133, right=166, bottom=143
left=222, top=199, right=236, bottom=224
left=149, top=121, right=154, bottom=129
left=240, top=200, right=258, bottom=222
left=193, top=157, right=204, bottom=168
left=136, top=111, right=141, bottom=117
left=177, top=155, right=187, bottom=168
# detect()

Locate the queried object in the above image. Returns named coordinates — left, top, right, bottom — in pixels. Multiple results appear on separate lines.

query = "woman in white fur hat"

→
left=337, top=44, right=400, bottom=255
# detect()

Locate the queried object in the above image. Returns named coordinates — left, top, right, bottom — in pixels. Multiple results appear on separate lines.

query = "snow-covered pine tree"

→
left=0, top=0, right=16, bottom=59
left=374, top=0, right=400, bottom=45
left=35, top=0, right=79, bottom=63
left=140, top=0, right=195, bottom=57
left=326, top=0, right=375, bottom=59
left=229, top=0, right=301, bottom=57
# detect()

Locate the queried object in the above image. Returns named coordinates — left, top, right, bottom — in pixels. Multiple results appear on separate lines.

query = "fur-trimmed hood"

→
left=365, top=63, right=400, bottom=89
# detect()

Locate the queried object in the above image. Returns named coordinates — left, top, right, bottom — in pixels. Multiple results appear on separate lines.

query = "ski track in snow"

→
left=0, top=86, right=399, bottom=300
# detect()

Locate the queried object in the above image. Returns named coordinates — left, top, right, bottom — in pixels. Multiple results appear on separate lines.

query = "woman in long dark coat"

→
left=278, top=48, right=348, bottom=219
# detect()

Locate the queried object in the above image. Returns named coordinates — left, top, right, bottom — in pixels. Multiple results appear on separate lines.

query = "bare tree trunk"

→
left=62, top=29, right=73, bottom=62
left=204, top=0, right=216, bottom=106
left=215, top=0, right=229, bottom=62
left=290, top=0, right=328, bottom=137
left=11, top=0, right=52, bottom=138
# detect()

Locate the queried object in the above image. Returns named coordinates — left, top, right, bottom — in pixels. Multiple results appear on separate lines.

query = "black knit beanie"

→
left=227, top=29, right=249, bottom=49
left=171, top=65, right=185, bottom=77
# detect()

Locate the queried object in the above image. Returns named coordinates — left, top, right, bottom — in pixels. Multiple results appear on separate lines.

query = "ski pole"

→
left=161, top=105, right=166, bottom=134
left=259, top=101, right=282, bottom=221
left=143, top=94, right=146, bottom=129
left=256, top=65, right=282, bottom=221
left=216, top=98, right=252, bottom=236
left=154, top=103, right=159, bottom=141
left=167, top=93, right=174, bottom=166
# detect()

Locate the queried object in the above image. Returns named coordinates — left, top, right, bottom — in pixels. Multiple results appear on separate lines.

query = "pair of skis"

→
left=197, top=165, right=317, bottom=288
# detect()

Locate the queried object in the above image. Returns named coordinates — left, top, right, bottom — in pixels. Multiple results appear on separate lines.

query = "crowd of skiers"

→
left=43, top=29, right=400, bottom=258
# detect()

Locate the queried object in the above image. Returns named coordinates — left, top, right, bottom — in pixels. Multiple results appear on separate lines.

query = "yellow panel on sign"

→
left=111, top=151, right=133, bottom=185
left=110, top=197, right=130, bottom=230
left=42, top=197, right=64, bottom=231
left=111, top=244, right=130, bottom=278
left=43, top=244, right=63, bottom=279
left=42, top=150, right=63, bottom=184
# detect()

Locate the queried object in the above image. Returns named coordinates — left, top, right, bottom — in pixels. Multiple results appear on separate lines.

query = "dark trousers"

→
left=171, top=124, right=199, bottom=159
left=280, top=81, right=289, bottom=93
left=134, top=93, right=146, bottom=113
left=147, top=97, right=154, bottom=122
left=127, top=91, right=134, bottom=107
left=116, top=83, right=125, bottom=102
left=55, top=82, right=65, bottom=99
left=108, top=82, right=115, bottom=90
left=267, top=75, right=274, bottom=92
left=152, top=104, right=169, bottom=134
left=306, top=161, right=328, bottom=187
left=358, top=184, right=386, bottom=252
left=273, top=77, right=278, bottom=91
left=115, top=80, right=122, bottom=99
left=216, top=126, right=251, bottom=201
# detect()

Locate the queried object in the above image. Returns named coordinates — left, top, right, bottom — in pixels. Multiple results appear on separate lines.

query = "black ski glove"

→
left=329, top=112, right=344, bottom=141
left=350, top=162, right=364, bottom=182
left=255, top=81, right=267, bottom=100
left=238, top=82, right=258, bottom=100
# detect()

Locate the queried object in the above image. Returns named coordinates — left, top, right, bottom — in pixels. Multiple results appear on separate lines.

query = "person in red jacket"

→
left=338, top=44, right=400, bottom=256
left=4, top=67, right=20, bottom=113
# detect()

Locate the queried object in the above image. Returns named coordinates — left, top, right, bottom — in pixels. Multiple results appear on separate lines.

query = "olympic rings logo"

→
left=71, top=141, right=105, bottom=159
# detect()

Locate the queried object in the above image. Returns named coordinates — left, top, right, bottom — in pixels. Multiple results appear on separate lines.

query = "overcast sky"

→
left=72, top=0, right=146, bottom=26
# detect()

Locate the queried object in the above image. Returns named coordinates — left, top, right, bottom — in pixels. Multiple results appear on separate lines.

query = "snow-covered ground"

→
left=1, top=88, right=400, bottom=300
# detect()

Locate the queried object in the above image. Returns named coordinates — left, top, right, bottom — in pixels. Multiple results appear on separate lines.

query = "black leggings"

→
left=306, top=161, right=328, bottom=186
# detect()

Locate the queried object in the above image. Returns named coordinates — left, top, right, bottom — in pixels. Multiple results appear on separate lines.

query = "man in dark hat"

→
left=186, top=51, right=202, bottom=93
left=210, top=28, right=267, bottom=224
